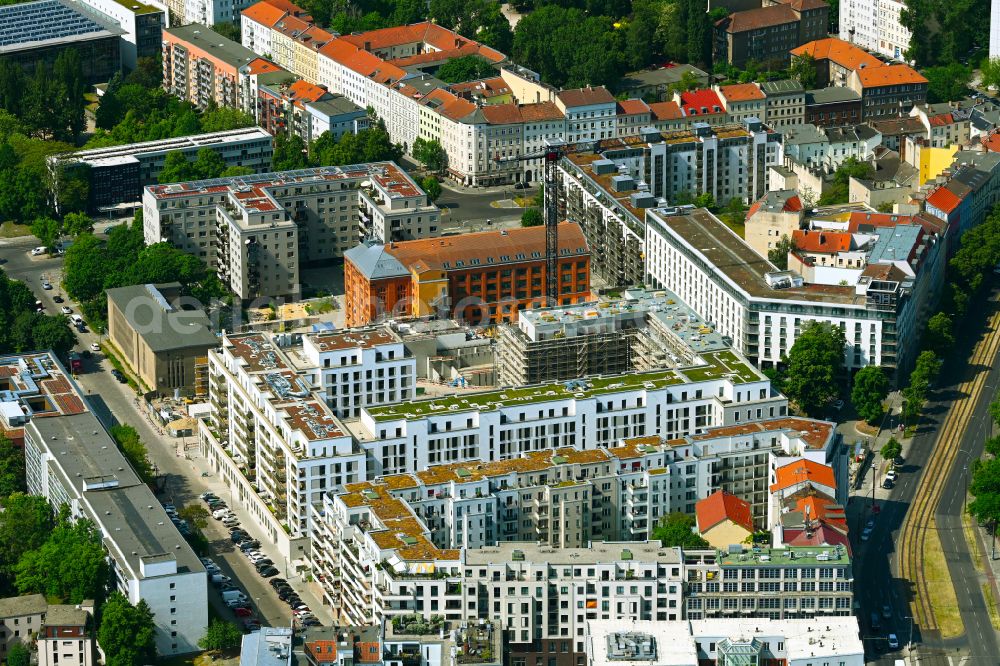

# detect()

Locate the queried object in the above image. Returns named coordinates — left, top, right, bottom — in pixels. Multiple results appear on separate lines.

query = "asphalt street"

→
left=0, top=233, right=326, bottom=631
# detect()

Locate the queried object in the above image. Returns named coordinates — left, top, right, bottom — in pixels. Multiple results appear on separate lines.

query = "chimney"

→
left=363, top=41, right=371, bottom=51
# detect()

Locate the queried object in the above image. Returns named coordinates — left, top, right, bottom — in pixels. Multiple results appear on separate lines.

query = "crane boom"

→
left=495, top=142, right=574, bottom=305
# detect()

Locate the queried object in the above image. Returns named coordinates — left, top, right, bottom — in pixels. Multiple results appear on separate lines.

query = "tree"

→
left=412, top=137, right=448, bottom=173
left=31, top=215, right=61, bottom=249
left=193, top=147, right=227, bottom=180
left=199, top=619, right=244, bottom=651
left=220, top=165, right=255, bottom=177
left=199, top=106, right=255, bottom=133
left=5, top=643, right=29, bottom=666
left=178, top=504, right=209, bottom=530
left=880, top=437, right=902, bottom=463
left=768, top=235, right=791, bottom=270
left=0, top=492, right=53, bottom=592
left=668, top=69, right=703, bottom=95
left=30, top=315, right=77, bottom=357
left=989, top=398, right=1000, bottom=429
left=925, top=312, right=954, bottom=355
left=693, top=192, right=715, bottom=209
left=924, top=62, right=972, bottom=103
left=211, top=21, right=241, bottom=42
left=62, top=211, right=93, bottom=237
left=273, top=132, right=309, bottom=171
left=63, top=233, right=107, bottom=302
left=852, top=365, right=889, bottom=423
left=788, top=54, right=817, bottom=89
left=0, top=433, right=25, bottom=501
left=782, top=321, right=846, bottom=415
left=98, top=592, right=157, bottom=666
left=110, top=425, right=155, bottom=483
left=652, top=512, right=710, bottom=549
left=158, top=151, right=195, bottom=184
left=984, top=57, right=1000, bottom=90
left=435, top=55, right=496, bottom=84
left=15, top=517, right=109, bottom=603
left=421, top=175, right=442, bottom=202
left=521, top=207, right=543, bottom=227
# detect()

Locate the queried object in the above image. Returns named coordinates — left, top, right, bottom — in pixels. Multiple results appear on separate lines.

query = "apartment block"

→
left=644, top=206, right=947, bottom=380
left=0, top=0, right=122, bottom=84
left=924, top=150, right=1000, bottom=239
left=744, top=189, right=805, bottom=259
left=840, top=0, right=911, bottom=61
left=3, top=352, right=207, bottom=655
left=49, top=127, right=273, bottom=211
left=682, top=545, right=853, bottom=619
left=804, top=87, right=863, bottom=127
left=75, top=0, right=162, bottom=70
left=714, top=84, right=766, bottom=124
left=200, top=327, right=415, bottom=549
left=586, top=618, right=863, bottom=666
left=556, top=86, right=618, bottom=143
left=342, top=224, right=591, bottom=328
left=714, top=0, right=828, bottom=69
left=909, top=102, right=974, bottom=148
left=0, top=595, right=48, bottom=662
left=181, top=0, right=253, bottom=27
left=143, top=162, right=438, bottom=299
left=37, top=605, right=95, bottom=666
left=782, top=124, right=881, bottom=172
left=760, top=80, right=806, bottom=128
left=256, top=78, right=368, bottom=143
left=557, top=122, right=782, bottom=286
left=163, top=24, right=259, bottom=109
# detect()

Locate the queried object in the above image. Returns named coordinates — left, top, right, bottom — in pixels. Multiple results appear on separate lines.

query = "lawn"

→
left=923, top=516, right=964, bottom=639
left=0, top=222, right=31, bottom=238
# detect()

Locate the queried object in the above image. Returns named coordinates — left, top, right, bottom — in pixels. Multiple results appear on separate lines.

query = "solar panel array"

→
left=0, top=0, right=110, bottom=47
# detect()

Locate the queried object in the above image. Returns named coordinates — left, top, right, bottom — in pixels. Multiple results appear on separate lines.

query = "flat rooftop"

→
left=465, top=541, right=680, bottom=565
left=647, top=207, right=864, bottom=305
left=716, top=543, right=849, bottom=567
left=308, top=328, right=398, bottom=352
left=165, top=23, right=259, bottom=68
left=60, top=127, right=271, bottom=164
left=0, top=0, right=124, bottom=53
left=366, top=349, right=761, bottom=422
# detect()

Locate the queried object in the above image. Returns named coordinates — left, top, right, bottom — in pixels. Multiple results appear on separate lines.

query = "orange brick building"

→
left=343, top=223, right=591, bottom=327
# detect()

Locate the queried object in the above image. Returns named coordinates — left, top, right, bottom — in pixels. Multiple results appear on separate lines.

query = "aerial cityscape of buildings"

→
left=6, top=0, right=1000, bottom=663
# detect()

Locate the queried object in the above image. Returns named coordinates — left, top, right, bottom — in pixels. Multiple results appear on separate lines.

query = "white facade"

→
left=9, top=353, right=207, bottom=656
left=992, top=0, right=1000, bottom=60
left=587, top=618, right=864, bottom=666
left=76, top=0, right=164, bottom=70
left=841, top=0, right=912, bottom=61
left=143, top=162, right=438, bottom=299
left=183, top=0, right=252, bottom=27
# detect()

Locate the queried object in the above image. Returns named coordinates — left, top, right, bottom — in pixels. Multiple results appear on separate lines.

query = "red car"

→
left=234, top=607, right=254, bottom=617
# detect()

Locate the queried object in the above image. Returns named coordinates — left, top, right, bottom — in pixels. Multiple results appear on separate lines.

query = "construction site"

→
left=495, top=288, right=732, bottom=387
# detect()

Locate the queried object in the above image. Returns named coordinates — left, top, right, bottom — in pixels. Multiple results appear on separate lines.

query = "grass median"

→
left=924, top=516, right=964, bottom=638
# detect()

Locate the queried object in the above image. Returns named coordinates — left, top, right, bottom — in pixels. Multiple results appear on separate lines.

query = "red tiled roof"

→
left=928, top=113, right=955, bottom=127
left=794, top=493, right=847, bottom=529
left=719, top=4, right=798, bottom=33
left=791, top=38, right=882, bottom=71
left=783, top=523, right=850, bottom=549
left=557, top=86, right=616, bottom=107
left=242, top=0, right=287, bottom=26
left=679, top=89, right=723, bottom=116
left=792, top=229, right=852, bottom=253
left=617, top=99, right=651, bottom=115
left=770, top=459, right=836, bottom=492
left=519, top=101, right=563, bottom=122
left=718, top=83, right=765, bottom=103
left=846, top=211, right=946, bottom=235
left=339, top=22, right=493, bottom=56
left=925, top=186, right=963, bottom=214
left=855, top=63, right=928, bottom=88
left=649, top=100, right=683, bottom=121
left=480, top=101, right=564, bottom=125
left=696, top=490, right=753, bottom=533
left=243, top=57, right=284, bottom=75
left=778, top=0, right=828, bottom=9
left=984, top=130, right=1000, bottom=153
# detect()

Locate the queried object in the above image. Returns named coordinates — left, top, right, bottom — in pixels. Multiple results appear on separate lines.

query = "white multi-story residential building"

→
left=993, top=0, right=1000, bottom=60
left=49, top=127, right=273, bottom=212
left=200, top=327, right=415, bottom=550
left=557, top=123, right=782, bottom=286
left=840, top=0, right=912, bottom=60
left=555, top=87, right=618, bottom=142
left=781, top=124, right=881, bottom=172
left=760, top=79, right=806, bottom=127
left=586, top=618, right=864, bottom=666
left=37, top=605, right=95, bottom=666
left=181, top=0, right=252, bottom=26
left=644, top=206, right=946, bottom=380
left=4, top=352, right=207, bottom=656
left=909, top=102, right=974, bottom=148
left=143, top=162, right=439, bottom=299
left=682, top=545, right=854, bottom=620
left=76, top=0, right=164, bottom=69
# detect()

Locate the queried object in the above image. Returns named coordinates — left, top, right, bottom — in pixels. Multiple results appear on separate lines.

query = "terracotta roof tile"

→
left=924, top=186, right=963, bottom=214
left=648, top=100, right=683, bottom=121
left=856, top=63, right=928, bottom=88
left=718, top=83, right=765, bottom=103
left=242, top=1, right=287, bottom=27
left=617, top=99, right=651, bottom=115
left=770, top=459, right=836, bottom=493
left=243, top=57, right=284, bottom=75
left=557, top=86, right=615, bottom=107
left=679, top=90, right=724, bottom=117
left=696, top=490, right=753, bottom=533
left=719, top=4, right=798, bottom=33
left=791, top=38, right=883, bottom=71
left=792, top=229, right=852, bottom=253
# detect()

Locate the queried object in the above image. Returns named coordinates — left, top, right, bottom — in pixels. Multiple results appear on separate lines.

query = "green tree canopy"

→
left=783, top=321, right=846, bottom=415
left=31, top=215, right=61, bottom=249
left=0, top=432, right=25, bottom=501
left=110, top=425, right=155, bottom=484
left=925, top=312, right=954, bottom=355
left=98, top=592, right=157, bottom=666
left=413, top=137, right=448, bottom=172
left=924, top=62, right=972, bottom=103
left=435, top=55, right=497, bottom=84
left=789, top=53, right=817, bottom=89
left=521, top=207, right=543, bottom=227
left=15, top=516, right=109, bottom=603
left=652, top=512, right=710, bottom=549
left=768, top=235, right=791, bottom=270
left=62, top=211, right=93, bottom=237
left=0, top=492, right=53, bottom=593
left=158, top=151, right=196, bottom=184
left=6, top=642, right=29, bottom=666
left=421, top=175, right=442, bottom=201
left=851, top=365, right=889, bottom=424
left=880, top=437, right=902, bottom=462
left=273, top=132, right=309, bottom=171
left=199, top=619, right=244, bottom=651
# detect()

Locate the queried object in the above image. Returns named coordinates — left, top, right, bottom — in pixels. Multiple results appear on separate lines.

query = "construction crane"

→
left=495, top=140, right=593, bottom=305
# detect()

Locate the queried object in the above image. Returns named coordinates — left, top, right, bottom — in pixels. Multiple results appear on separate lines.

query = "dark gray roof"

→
left=761, top=79, right=805, bottom=95
left=0, top=594, right=47, bottom=619
left=345, top=241, right=408, bottom=279
left=106, top=283, right=218, bottom=353
left=306, top=95, right=365, bottom=118
left=165, top=23, right=258, bottom=69
left=44, top=605, right=88, bottom=627
left=806, top=86, right=861, bottom=105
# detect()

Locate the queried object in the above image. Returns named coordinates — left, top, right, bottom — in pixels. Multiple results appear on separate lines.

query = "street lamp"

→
left=903, top=615, right=913, bottom=651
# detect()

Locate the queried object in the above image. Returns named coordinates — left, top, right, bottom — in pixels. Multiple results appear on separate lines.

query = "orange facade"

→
left=344, top=258, right=411, bottom=328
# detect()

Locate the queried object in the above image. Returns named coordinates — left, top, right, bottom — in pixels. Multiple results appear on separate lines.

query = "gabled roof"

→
left=718, top=4, right=799, bottom=33
left=782, top=523, right=850, bottom=549
left=617, top=98, right=651, bottom=115
left=679, top=89, right=724, bottom=116
left=792, top=229, right=852, bottom=253
left=770, top=459, right=836, bottom=492
left=557, top=86, right=615, bottom=107
left=345, top=241, right=408, bottom=280
left=855, top=63, right=928, bottom=88
left=925, top=186, right=963, bottom=214
left=696, top=490, right=753, bottom=533
left=718, top=83, right=765, bottom=103
left=791, top=38, right=883, bottom=71
left=746, top=190, right=803, bottom=218
left=242, top=57, right=283, bottom=75
left=649, top=100, right=683, bottom=121
left=242, top=0, right=288, bottom=27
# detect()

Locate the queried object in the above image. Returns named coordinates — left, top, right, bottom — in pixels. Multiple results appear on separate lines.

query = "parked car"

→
left=200, top=492, right=218, bottom=501
left=30, top=246, right=46, bottom=256
left=240, top=540, right=260, bottom=551
left=861, top=526, right=872, bottom=542
left=887, top=634, right=899, bottom=649
left=886, top=469, right=898, bottom=482
left=60, top=306, right=72, bottom=314
left=111, top=368, right=127, bottom=383
left=210, top=573, right=231, bottom=585
left=300, top=618, right=321, bottom=627
left=234, top=607, right=254, bottom=617
left=258, top=566, right=280, bottom=577
left=41, top=281, right=52, bottom=290
left=269, top=578, right=287, bottom=588
left=882, top=478, right=894, bottom=489
left=52, top=295, right=63, bottom=303
left=882, top=604, right=892, bottom=619
left=254, top=559, right=274, bottom=570
left=231, top=532, right=248, bottom=543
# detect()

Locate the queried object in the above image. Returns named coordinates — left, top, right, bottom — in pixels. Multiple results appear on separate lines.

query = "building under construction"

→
left=496, top=288, right=731, bottom=387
